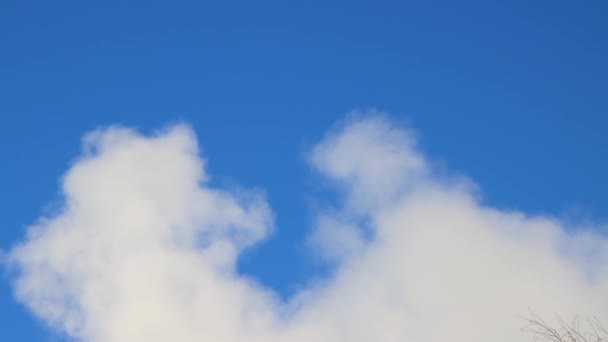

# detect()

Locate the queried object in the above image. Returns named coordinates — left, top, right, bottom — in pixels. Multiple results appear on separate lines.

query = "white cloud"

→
left=6, top=114, right=608, bottom=342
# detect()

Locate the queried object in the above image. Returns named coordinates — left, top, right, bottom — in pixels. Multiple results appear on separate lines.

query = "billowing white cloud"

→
left=6, top=115, right=608, bottom=342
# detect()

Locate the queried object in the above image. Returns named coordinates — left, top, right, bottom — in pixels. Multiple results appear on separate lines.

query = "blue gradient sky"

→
left=1, top=1, right=607, bottom=340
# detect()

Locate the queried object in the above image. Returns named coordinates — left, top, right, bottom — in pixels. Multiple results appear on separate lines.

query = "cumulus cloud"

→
left=6, top=115, right=608, bottom=342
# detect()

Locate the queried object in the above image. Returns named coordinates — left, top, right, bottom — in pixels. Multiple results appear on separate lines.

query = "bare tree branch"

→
left=521, top=311, right=607, bottom=342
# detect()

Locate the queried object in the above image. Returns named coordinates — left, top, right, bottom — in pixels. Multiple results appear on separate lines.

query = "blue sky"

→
left=1, top=1, right=607, bottom=341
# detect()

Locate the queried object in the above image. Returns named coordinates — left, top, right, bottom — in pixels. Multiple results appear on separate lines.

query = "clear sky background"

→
left=1, top=1, right=607, bottom=340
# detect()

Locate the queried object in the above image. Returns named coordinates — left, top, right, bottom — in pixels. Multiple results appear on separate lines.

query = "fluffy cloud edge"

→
left=5, top=113, right=608, bottom=342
